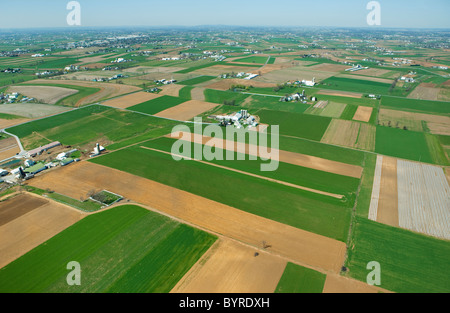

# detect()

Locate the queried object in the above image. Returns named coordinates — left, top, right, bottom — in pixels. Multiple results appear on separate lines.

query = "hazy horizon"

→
left=1, top=0, right=449, bottom=30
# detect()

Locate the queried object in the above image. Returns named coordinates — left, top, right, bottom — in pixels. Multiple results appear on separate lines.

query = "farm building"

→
left=24, top=163, right=47, bottom=175
left=25, top=141, right=61, bottom=158
left=60, top=158, right=74, bottom=166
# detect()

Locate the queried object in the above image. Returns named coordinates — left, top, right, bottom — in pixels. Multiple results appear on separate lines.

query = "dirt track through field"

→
left=169, top=131, right=362, bottom=178
left=28, top=161, right=347, bottom=274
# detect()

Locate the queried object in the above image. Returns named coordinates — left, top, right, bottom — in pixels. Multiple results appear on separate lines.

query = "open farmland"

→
left=257, top=109, right=331, bottom=141
left=345, top=217, right=450, bottom=293
left=7, top=85, right=78, bottom=104
left=101, top=91, right=162, bottom=109
left=321, top=119, right=375, bottom=151
left=22, top=79, right=141, bottom=107
left=1, top=25, right=449, bottom=295
left=0, top=204, right=216, bottom=292
left=0, top=193, right=84, bottom=269
left=5, top=105, right=178, bottom=150
left=27, top=161, right=348, bottom=273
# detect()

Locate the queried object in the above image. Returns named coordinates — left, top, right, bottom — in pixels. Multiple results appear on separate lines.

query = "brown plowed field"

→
left=102, top=91, right=162, bottom=109
left=0, top=137, right=20, bottom=161
left=377, top=156, right=399, bottom=227
left=317, top=90, right=363, bottom=98
left=28, top=161, right=347, bottom=273
left=154, top=100, right=219, bottom=121
left=23, top=79, right=141, bottom=106
left=171, top=239, right=287, bottom=293
left=0, top=193, right=85, bottom=268
left=205, top=79, right=276, bottom=91
left=353, top=106, right=373, bottom=123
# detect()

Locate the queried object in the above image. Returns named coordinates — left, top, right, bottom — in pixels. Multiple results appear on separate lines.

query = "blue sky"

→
left=1, top=0, right=449, bottom=29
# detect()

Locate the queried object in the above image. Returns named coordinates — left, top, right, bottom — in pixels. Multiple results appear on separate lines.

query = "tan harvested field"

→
left=123, top=66, right=185, bottom=74
left=205, top=79, right=276, bottom=91
left=0, top=118, right=30, bottom=129
left=321, top=120, right=375, bottom=151
left=154, top=100, right=219, bottom=121
left=317, top=89, right=363, bottom=98
left=169, top=131, right=363, bottom=178
left=0, top=137, right=20, bottom=161
left=194, top=64, right=262, bottom=76
left=378, top=108, right=450, bottom=135
left=24, top=79, right=141, bottom=106
left=254, top=65, right=334, bottom=83
left=377, top=156, right=399, bottom=227
left=190, top=87, right=206, bottom=101
left=323, top=273, right=389, bottom=293
left=408, top=83, right=441, bottom=101
left=0, top=103, right=71, bottom=120
left=28, top=161, right=347, bottom=273
left=368, top=155, right=383, bottom=221
left=337, top=74, right=394, bottom=84
left=158, top=83, right=184, bottom=97
left=308, top=63, right=349, bottom=72
left=101, top=91, right=161, bottom=109
left=8, top=86, right=78, bottom=104
left=397, top=160, right=450, bottom=240
left=350, top=68, right=392, bottom=78
left=171, top=239, right=287, bottom=293
left=353, top=106, right=373, bottom=123
left=0, top=193, right=85, bottom=268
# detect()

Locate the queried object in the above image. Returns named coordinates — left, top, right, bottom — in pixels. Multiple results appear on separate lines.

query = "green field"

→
left=345, top=217, right=450, bottom=293
left=89, top=145, right=353, bottom=242
left=233, top=56, right=273, bottom=64
left=375, top=126, right=433, bottom=164
left=6, top=105, right=177, bottom=149
left=143, top=137, right=360, bottom=201
left=257, top=109, right=332, bottom=141
left=243, top=95, right=310, bottom=114
left=178, top=86, right=194, bottom=100
left=381, top=96, right=450, bottom=114
left=320, top=77, right=392, bottom=95
left=204, top=89, right=250, bottom=105
left=275, top=263, right=326, bottom=293
left=178, top=75, right=216, bottom=86
left=127, top=95, right=186, bottom=115
left=0, top=205, right=217, bottom=293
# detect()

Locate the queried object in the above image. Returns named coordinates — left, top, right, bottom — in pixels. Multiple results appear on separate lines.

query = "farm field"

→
left=5, top=105, right=178, bottom=150
left=321, top=119, right=376, bottom=151
left=127, top=95, right=187, bottom=115
left=27, top=161, right=348, bottom=274
left=0, top=204, right=217, bottom=293
left=101, top=91, right=162, bottom=109
left=154, top=99, right=219, bottom=121
left=1, top=26, right=449, bottom=295
left=375, top=126, right=434, bottom=164
left=345, top=217, right=450, bottom=293
left=0, top=193, right=84, bottom=269
left=7, top=85, right=78, bottom=104
left=0, top=102, right=71, bottom=119
left=257, top=109, right=331, bottom=141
